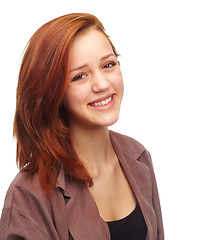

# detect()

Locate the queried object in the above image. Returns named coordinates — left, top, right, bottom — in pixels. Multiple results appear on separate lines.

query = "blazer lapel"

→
left=110, top=132, right=152, bottom=205
left=110, top=131, right=157, bottom=239
left=56, top=167, right=110, bottom=240
left=66, top=184, right=110, bottom=240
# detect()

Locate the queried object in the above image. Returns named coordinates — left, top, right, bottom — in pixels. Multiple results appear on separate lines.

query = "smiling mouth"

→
left=88, top=95, right=114, bottom=107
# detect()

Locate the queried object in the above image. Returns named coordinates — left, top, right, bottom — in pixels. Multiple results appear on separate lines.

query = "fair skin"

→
left=63, top=28, right=136, bottom=221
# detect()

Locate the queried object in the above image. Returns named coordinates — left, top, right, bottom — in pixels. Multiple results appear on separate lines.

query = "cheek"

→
left=63, top=85, right=90, bottom=111
left=112, top=70, right=124, bottom=96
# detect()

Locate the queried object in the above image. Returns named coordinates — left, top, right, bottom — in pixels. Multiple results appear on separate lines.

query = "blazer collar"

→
left=56, top=130, right=146, bottom=198
left=55, top=131, right=152, bottom=239
left=56, top=130, right=152, bottom=202
left=109, top=131, right=152, bottom=198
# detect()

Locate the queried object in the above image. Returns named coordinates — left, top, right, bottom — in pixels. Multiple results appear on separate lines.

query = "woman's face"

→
left=63, top=29, right=124, bottom=130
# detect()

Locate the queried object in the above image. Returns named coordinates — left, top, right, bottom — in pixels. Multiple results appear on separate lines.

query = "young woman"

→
left=0, top=13, right=164, bottom=240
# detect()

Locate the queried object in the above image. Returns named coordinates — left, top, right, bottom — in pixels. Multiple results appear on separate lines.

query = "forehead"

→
left=69, top=29, right=114, bottom=66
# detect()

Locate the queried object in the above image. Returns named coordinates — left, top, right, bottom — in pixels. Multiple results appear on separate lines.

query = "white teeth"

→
left=91, top=96, right=112, bottom=107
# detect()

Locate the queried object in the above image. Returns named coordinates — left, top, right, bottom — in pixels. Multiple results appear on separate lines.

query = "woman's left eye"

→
left=103, top=62, right=116, bottom=69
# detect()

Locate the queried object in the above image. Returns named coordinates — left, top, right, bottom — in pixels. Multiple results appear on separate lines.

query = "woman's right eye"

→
left=72, top=73, right=86, bottom=82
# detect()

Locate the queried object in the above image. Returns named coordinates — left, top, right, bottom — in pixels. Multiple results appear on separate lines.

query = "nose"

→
left=92, top=70, right=111, bottom=93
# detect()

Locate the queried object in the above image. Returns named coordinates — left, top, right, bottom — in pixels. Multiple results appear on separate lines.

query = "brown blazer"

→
left=0, top=131, right=164, bottom=239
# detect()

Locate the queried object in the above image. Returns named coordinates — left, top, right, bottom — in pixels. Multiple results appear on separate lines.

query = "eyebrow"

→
left=69, top=53, right=116, bottom=73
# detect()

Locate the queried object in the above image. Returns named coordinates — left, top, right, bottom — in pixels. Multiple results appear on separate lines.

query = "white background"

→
left=0, top=0, right=197, bottom=239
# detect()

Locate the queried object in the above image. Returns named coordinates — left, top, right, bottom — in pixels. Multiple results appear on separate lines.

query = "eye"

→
left=103, top=62, right=117, bottom=69
left=72, top=73, right=87, bottom=82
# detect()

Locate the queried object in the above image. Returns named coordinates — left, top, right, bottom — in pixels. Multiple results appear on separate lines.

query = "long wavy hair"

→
left=13, top=13, right=118, bottom=195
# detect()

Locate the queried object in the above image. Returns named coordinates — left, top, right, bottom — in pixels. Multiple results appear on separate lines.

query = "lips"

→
left=88, top=94, right=114, bottom=107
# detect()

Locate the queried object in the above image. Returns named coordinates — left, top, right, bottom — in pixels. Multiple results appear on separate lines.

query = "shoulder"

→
left=109, top=130, right=147, bottom=158
left=109, top=130, right=154, bottom=170
left=3, top=171, right=47, bottom=211
left=0, top=171, right=64, bottom=239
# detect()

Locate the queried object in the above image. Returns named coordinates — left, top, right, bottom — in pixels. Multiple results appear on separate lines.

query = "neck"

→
left=70, top=125, right=116, bottom=177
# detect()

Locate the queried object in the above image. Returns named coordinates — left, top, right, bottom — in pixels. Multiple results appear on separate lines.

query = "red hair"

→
left=13, top=13, right=118, bottom=195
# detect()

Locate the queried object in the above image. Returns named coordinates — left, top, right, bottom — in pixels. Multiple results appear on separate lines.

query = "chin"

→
left=98, top=114, right=120, bottom=127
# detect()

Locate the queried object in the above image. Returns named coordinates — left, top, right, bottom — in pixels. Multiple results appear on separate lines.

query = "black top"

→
left=107, top=202, right=147, bottom=240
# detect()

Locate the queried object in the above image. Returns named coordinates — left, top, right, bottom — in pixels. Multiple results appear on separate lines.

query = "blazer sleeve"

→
left=0, top=183, right=63, bottom=240
left=0, top=208, right=50, bottom=240
left=139, top=150, right=164, bottom=240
